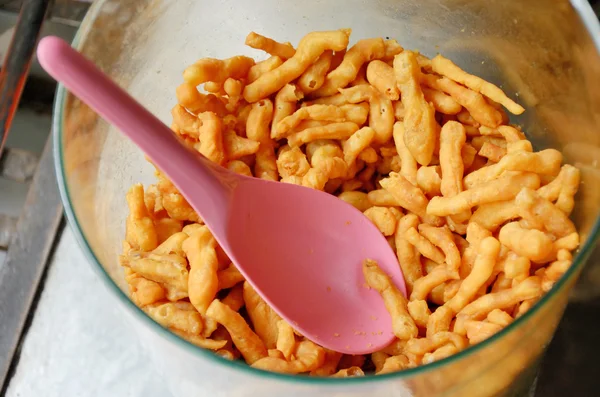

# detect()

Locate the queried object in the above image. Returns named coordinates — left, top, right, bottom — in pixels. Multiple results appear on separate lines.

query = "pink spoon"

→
left=38, top=36, right=406, bottom=355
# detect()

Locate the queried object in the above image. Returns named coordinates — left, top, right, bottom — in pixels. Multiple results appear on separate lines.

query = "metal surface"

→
left=49, top=0, right=91, bottom=26
left=0, top=213, right=17, bottom=248
left=535, top=298, right=600, bottom=396
left=0, top=135, right=63, bottom=390
left=0, top=0, right=91, bottom=25
left=0, top=0, right=51, bottom=155
left=0, top=147, right=40, bottom=182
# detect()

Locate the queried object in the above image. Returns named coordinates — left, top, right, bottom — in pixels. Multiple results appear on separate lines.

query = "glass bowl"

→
left=53, top=0, right=600, bottom=396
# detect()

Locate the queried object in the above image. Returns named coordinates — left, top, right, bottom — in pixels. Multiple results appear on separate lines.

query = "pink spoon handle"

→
left=36, top=36, right=231, bottom=227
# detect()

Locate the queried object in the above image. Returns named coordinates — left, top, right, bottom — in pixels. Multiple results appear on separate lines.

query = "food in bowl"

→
left=118, top=28, right=581, bottom=376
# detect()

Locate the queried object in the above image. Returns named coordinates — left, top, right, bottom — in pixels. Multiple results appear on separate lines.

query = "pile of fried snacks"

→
left=120, top=29, right=581, bottom=376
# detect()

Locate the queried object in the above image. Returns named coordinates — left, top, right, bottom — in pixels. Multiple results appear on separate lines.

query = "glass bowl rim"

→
left=52, top=0, right=600, bottom=386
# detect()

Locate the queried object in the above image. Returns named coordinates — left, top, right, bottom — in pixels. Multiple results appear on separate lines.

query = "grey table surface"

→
left=5, top=227, right=171, bottom=397
left=3, top=224, right=599, bottom=397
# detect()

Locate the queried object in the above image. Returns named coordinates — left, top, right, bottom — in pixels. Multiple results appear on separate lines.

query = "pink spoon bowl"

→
left=37, top=35, right=407, bottom=355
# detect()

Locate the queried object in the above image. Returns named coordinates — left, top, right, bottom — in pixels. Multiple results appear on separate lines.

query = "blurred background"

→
left=0, top=1, right=598, bottom=396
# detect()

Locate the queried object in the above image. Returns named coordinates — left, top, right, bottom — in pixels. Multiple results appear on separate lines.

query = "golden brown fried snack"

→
left=394, top=51, right=438, bottom=165
left=244, top=29, right=350, bottom=102
left=121, top=29, right=582, bottom=378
